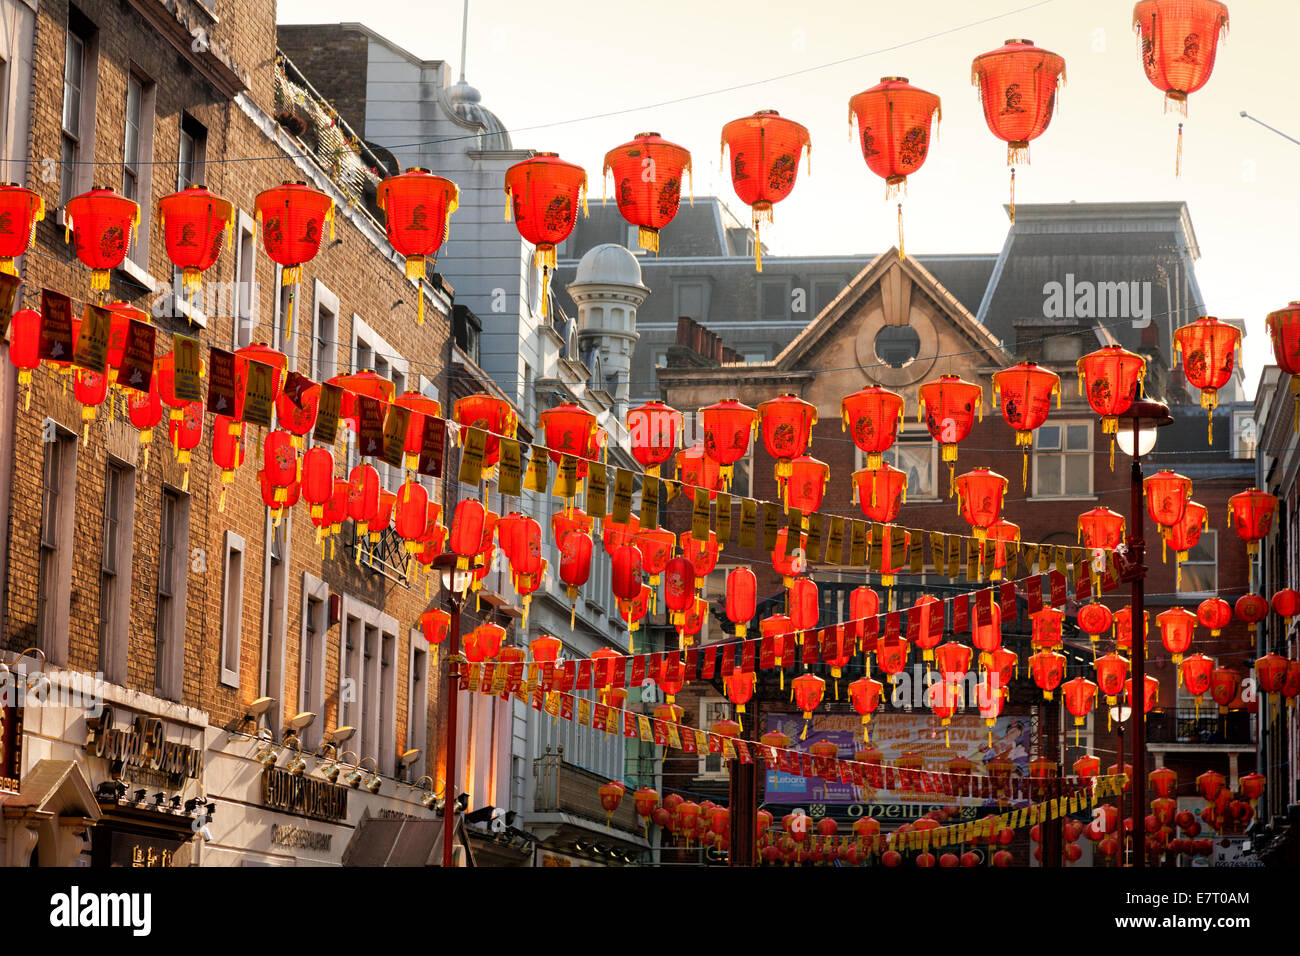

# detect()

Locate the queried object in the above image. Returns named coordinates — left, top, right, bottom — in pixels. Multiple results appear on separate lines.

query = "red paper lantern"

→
left=376, top=168, right=457, bottom=323
left=1114, top=606, right=1149, bottom=654
left=918, top=375, right=983, bottom=493
left=275, top=382, right=319, bottom=441
left=73, top=368, right=109, bottom=437
left=792, top=672, right=826, bottom=721
left=394, top=482, right=430, bottom=550
left=1255, top=653, right=1290, bottom=694
left=158, top=185, right=233, bottom=294
left=1162, top=500, right=1207, bottom=587
left=632, top=527, right=674, bottom=584
left=300, top=446, right=335, bottom=520
left=726, top=567, right=757, bottom=638
left=875, top=638, right=909, bottom=682
left=676, top=443, right=723, bottom=499
left=1235, top=593, right=1269, bottom=635
left=984, top=520, right=1020, bottom=580
left=757, top=393, right=817, bottom=482
left=850, top=586, right=881, bottom=642
left=788, top=577, right=819, bottom=634
left=1173, top=315, right=1240, bottom=441
left=166, top=401, right=202, bottom=489
left=1181, top=653, right=1214, bottom=704
left=1265, top=301, right=1300, bottom=432
left=1074, top=754, right=1102, bottom=783
left=1133, top=1, right=1229, bottom=117
left=1078, top=507, right=1125, bottom=550
left=64, top=187, right=138, bottom=289
left=1062, top=677, right=1098, bottom=744
left=663, top=556, right=696, bottom=623
left=847, top=77, right=941, bottom=253
left=7, top=308, right=41, bottom=409
left=392, top=391, right=442, bottom=470
left=851, top=464, right=907, bottom=523
left=255, top=181, right=333, bottom=293
left=1077, top=602, right=1113, bottom=644
left=505, top=152, right=587, bottom=315
left=539, top=402, right=598, bottom=465
left=1077, top=346, right=1145, bottom=448
left=1273, top=588, right=1300, bottom=620
left=720, top=110, right=810, bottom=270
left=449, top=499, right=486, bottom=561
left=909, top=594, right=943, bottom=661
left=972, top=603, right=1003, bottom=656
left=993, top=361, right=1061, bottom=485
left=1095, top=653, right=1130, bottom=706
left=498, top=512, right=542, bottom=575
left=971, top=39, right=1066, bottom=222
left=1144, top=469, right=1192, bottom=528
left=463, top=623, right=506, bottom=663
left=626, top=401, right=682, bottom=477
left=419, top=609, right=451, bottom=648
left=848, top=677, right=884, bottom=739
left=619, top=585, right=651, bottom=635
left=0, top=183, right=44, bottom=273
left=1030, top=650, right=1066, bottom=701
left=700, top=398, right=757, bottom=486
left=1194, top=598, right=1230, bottom=638
left=1156, top=606, right=1197, bottom=665
left=841, top=386, right=903, bottom=469
left=783, top=455, right=828, bottom=514
left=260, top=430, right=297, bottom=511
left=725, top=670, right=756, bottom=722
left=1031, top=608, right=1063, bottom=650
left=1205, top=667, right=1239, bottom=718
left=1126, top=674, right=1160, bottom=714
left=343, top=465, right=379, bottom=538
left=681, top=531, right=720, bottom=580
left=603, top=132, right=691, bottom=254
left=954, top=468, right=1007, bottom=538
left=454, top=393, right=517, bottom=478
left=1228, top=489, right=1276, bottom=556
left=611, top=544, right=644, bottom=601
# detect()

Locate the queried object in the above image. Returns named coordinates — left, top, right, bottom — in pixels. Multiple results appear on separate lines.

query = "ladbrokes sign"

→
left=85, top=703, right=203, bottom=783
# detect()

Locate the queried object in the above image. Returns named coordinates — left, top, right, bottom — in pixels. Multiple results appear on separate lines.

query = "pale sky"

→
left=279, top=0, right=1300, bottom=397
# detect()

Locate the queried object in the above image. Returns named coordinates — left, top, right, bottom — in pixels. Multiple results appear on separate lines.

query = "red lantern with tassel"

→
left=260, top=430, right=297, bottom=521
left=1228, top=489, right=1276, bottom=556
left=0, top=183, right=44, bottom=273
left=720, top=110, right=810, bottom=271
left=1077, top=346, right=1145, bottom=465
left=1181, top=653, right=1214, bottom=705
left=454, top=393, right=517, bottom=479
left=64, top=187, right=138, bottom=290
left=626, top=401, right=681, bottom=477
left=1174, top=316, right=1240, bottom=441
left=791, top=673, right=825, bottom=736
left=1133, top=0, right=1229, bottom=174
left=611, top=544, right=644, bottom=601
left=1079, top=507, right=1125, bottom=550
left=1265, top=301, right=1300, bottom=432
left=255, top=182, right=333, bottom=333
left=540, top=402, right=598, bottom=466
left=954, top=468, right=1007, bottom=539
left=7, top=309, right=41, bottom=410
left=210, top=415, right=244, bottom=511
left=848, top=677, right=884, bottom=740
left=1095, top=653, right=1130, bottom=707
left=676, top=443, right=723, bottom=499
left=158, top=185, right=233, bottom=295
left=393, top=481, right=429, bottom=548
left=910, top=594, right=943, bottom=661
left=783, top=455, right=828, bottom=514
left=1030, top=651, right=1065, bottom=701
left=505, top=153, right=586, bottom=317
left=724, top=671, right=756, bottom=728
left=788, top=577, right=819, bottom=635
left=1144, top=469, right=1191, bottom=528
left=848, top=77, right=941, bottom=256
left=376, top=168, right=458, bottom=325
left=681, top=530, right=720, bottom=581
left=1062, top=677, right=1098, bottom=745
left=993, top=361, right=1061, bottom=486
left=1235, top=593, right=1269, bottom=636
left=1077, top=602, right=1113, bottom=645
left=1209, top=666, right=1239, bottom=714
left=1197, top=597, right=1232, bottom=636
left=971, top=39, right=1066, bottom=223
left=841, top=386, right=903, bottom=469
left=852, top=464, right=907, bottom=524
left=1273, top=588, right=1300, bottom=621
left=603, top=133, right=691, bottom=254
left=726, top=567, right=756, bottom=638
left=633, top=527, right=674, bottom=585
left=700, top=398, right=756, bottom=487
left=1156, top=606, right=1197, bottom=666
left=918, top=375, right=982, bottom=494
left=663, top=556, right=696, bottom=624
left=1162, top=499, right=1207, bottom=588
left=1126, top=674, right=1160, bottom=714
left=758, top=394, right=816, bottom=483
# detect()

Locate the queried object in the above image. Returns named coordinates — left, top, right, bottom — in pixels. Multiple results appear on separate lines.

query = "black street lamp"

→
left=433, top=551, right=474, bottom=868
left=1115, top=396, right=1174, bottom=868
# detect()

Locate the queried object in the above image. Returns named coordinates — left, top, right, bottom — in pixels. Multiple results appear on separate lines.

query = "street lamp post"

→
left=433, top=551, right=473, bottom=868
left=1115, top=396, right=1173, bottom=869
left=1110, top=704, right=1132, bottom=865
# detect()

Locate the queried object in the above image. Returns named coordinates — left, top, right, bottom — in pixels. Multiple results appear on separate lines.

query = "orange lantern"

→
left=603, top=132, right=691, bottom=254
left=1114, top=606, right=1148, bottom=655
left=1077, top=602, right=1113, bottom=645
left=1062, top=677, right=1098, bottom=745
left=454, top=393, right=518, bottom=480
left=918, top=374, right=982, bottom=494
left=700, top=398, right=757, bottom=487
left=505, top=153, right=587, bottom=317
left=848, top=677, right=884, bottom=741
left=158, top=185, right=233, bottom=296
left=851, top=464, right=907, bottom=524
left=597, top=781, right=625, bottom=827
left=1144, top=469, right=1192, bottom=529
left=847, top=76, right=942, bottom=255
left=1126, top=674, right=1160, bottom=714
left=1078, top=507, right=1125, bottom=550
left=1181, top=653, right=1214, bottom=710
left=724, top=670, right=756, bottom=726
left=1095, top=653, right=1130, bottom=707
left=680, top=530, right=720, bottom=580
left=1174, top=316, right=1240, bottom=441
left=1162, top=499, right=1207, bottom=588
left=910, top=593, right=943, bottom=661
left=954, top=468, right=1007, bottom=539
left=791, top=673, right=826, bottom=734
left=788, top=577, right=819, bottom=635
left=676, top=442, right=723, bottom=500
left=1030, top=650, right=1066, bottom=701
left=376, top=168, right=458, bottom=325
left=1255, top=653, right=1290, bottom=695
left=757, top=393, right=817, bottom=481
left=627, top=401, right=682, bottom=477
left=1196, top=597, right=1232, bottom=636
left=1227, top=489, right=1276, bottom=557
left=255, top=181, right=333, bottom=333
left=633, top=527, right=675, bottom=586
left=1077, top=346, right=1146, bottom=465
left=1265, top=301, right=1300, bottom=433
left=1156, top=606, right=1197, bottom=667
left=841, top=386, right=903, bottom=469
left=0, top=183, right=43, bottom=274
left=984, top=519, right=1020, bottom=581
left=64, top=186, right=138, bottom=289
left=1209, top=666, right=1239, bottom=714
left=719, top=110, right=811, bottom=270
left=783, top=455, right=829, bottom=515
left=992, top=361, right=1061, bottom=486
left=726, top=568, right=757, bottom=638
left=971, top=39, right=1066, bottom=222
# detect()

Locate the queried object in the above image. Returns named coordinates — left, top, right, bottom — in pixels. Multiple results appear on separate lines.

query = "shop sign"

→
left=85, top=703, right=203, bottom=785
left=1, top=704, right=21, bottom=793
left=261, top=766, right=349, bottom=823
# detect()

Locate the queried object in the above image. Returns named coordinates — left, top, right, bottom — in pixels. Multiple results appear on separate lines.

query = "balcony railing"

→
left=1146, top=707, right=1253, bottom=746
left=533, top=747, right=639, bottom=833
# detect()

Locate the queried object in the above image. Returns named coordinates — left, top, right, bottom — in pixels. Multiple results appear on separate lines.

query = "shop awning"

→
left=341, top=812, right=474, bottom=866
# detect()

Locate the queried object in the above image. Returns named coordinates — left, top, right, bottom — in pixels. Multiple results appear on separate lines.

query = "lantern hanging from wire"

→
left=842, top=385, right=904, bottom=469
left=992, top=361, right=1061, bottom=486
left=1227, top=489, right=1276, bottom=557
left=1180, top=653, right=1215, bottom=712
left=1077, top=601, right=1113, bottom=648
left=1030, top=650, right=1066, bottom=701
left=954, top=467, right=1007, bottom=539
left=726, top=567, right=756, bottom=637
left=626, top=400, right=682, bottom=478
left=1132, top=0, right=1230, bottom=175
left=504, top=152, right=587, bottom=317
left=603, top=132, right=691, bottom=254
left=852, top=464, right=907, bottom=524
left=720, top=110, right=811, bottom=271
left=848, top=677, right=884, bottom=741
left=1234, top=593, right=1269, bottom=637
left=64, top=186, right=139, bottom=290
left=676, top=442, right=724, bottom=499
left=157, top=184, right=233, bottom=298
left=847, top=76, right=942, bottom=256
left=1062, top=677, right=1098, bottom=746
left=791, top=672, right=825, bottom=739
left=0, top=182, right=44, bottom=274
left=757, top=393, right=817, bottom=483
left=971, top=38, right=1066, bottom=222
left=909, top=593, right=943, bottom=662
left=700, top=398, right=757, bottom=488
left=918, top=374, right=982, bottom=495
left=454, top=393, right=518, bottom=482
left=1173, top=315, right=1240, bottom=441
left=376, top=168, right=458, bottom=325
left=1265, top=301, right=1300, bottom=433
left=1144, top=469, right=1192, bottom=529
left=784, top=455, right=829, bottom=514
left=1156, top=606, right=1197, bottom=667
left=254, top=181, right=333, bottom=334
left=1077, top=346, right=1145, bottom=467
left=1095, top=653, right=1130, bottom=711
left=1126, top=674, right=1160, bottom=715
left=1114, top=606, right=1148, bottom=655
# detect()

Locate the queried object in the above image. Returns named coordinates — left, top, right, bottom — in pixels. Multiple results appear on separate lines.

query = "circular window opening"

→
left=874, top=325, right=921, bottom=369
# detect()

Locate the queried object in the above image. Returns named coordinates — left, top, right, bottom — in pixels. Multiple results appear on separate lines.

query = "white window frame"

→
left=406, top=633, right=430, bottom=779
left=219, top=529, right=246, bottom=688
left=59, top=17, right=98, bottom=212
left=339, top=595, right=399, bottom=775
left=1032, top=419, right=1095, bottom=500
left=299, top=573, right=329, bottom=753
left=120, top=68, right=155, bottom=269
left=1177, top=529, right=1218, bottom=598
left=259, top=512, right=291, bottom=737
left=697, top=696, right=732, bottom=779
left=99, top=459, right=135, bottom=685
left=350, top=315, right=409, bottom=492
left=232, top=210, right=258, bottom=348
left=39, top=420, right=78, bottom=666
left=155, top=486, right=190, bottom=701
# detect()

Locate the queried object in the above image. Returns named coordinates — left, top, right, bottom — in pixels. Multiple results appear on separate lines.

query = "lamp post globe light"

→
left=1114, top=396, right=1173, bottom=868
left=433, top=550, right=473, bottom=867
